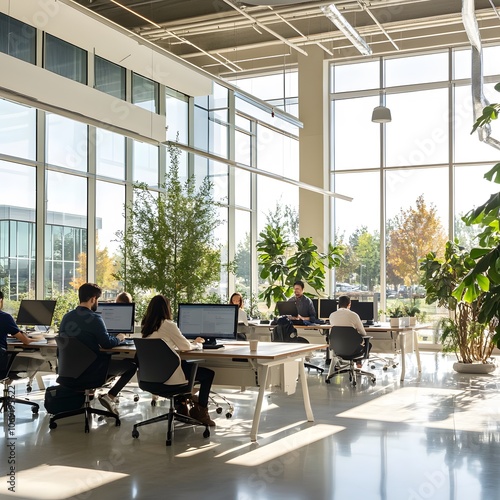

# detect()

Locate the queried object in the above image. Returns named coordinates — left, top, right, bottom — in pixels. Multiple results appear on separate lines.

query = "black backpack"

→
left=272, top=316, right=299, bottom=342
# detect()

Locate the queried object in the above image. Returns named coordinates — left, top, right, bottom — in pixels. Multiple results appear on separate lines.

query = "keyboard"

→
left=118, top=339, right=134, bottom=346
left=202, top=344, right=224, bottom=350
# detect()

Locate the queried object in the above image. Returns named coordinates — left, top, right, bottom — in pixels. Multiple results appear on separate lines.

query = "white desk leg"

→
left=399, top=332, right=406, bottom=382
left=299, top=359, right=314, bottom=422
left=36, top=373, right=45, bottom=390
left=250, top=364, right=270, bottom=442
left=413, top=329, right=422, bottom=373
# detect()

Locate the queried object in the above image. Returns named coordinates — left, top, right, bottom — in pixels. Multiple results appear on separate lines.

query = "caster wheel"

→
left=27, top=386, right=32, bottom=393
left=203, top=429, right=210, bottom=438
left=85, top=426, right=90, bottom=434
left=216, top=407, right=222, bottom=414
left=132, top=429, right=139, bottom=439
left=115, top=419, right=121, bottom=427
left=134, top=396, right=139, bottom=402
left=371, top=378, right=376, bottom=383
left=383, top=366, right=388, bottom=371
left=325, top=377, right=331, bottom=384
left=392, top=364, right=397, bottom=369
left=370, top=365, right=376, bottom=369
left=352, top=380, right=357, bottom=387
left=49, top=421, right=57, bottom=430
left=225, top=412, right=232, bottom=419
left=151, top=400, right=156, bottom=407
left=31, top=406, right=39, bottom=414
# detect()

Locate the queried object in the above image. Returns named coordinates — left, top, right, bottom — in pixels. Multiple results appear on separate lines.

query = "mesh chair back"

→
left=134, top=338, right=181, bottom=384
left=329, top=326, right=365, bottom=360
left=56, top=336, right=109, bottom=389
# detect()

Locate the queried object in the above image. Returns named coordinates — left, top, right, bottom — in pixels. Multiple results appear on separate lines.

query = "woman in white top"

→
left=141, top=295, right=215, bottom=426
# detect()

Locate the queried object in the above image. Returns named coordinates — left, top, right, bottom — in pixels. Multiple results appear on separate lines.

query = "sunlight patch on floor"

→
left=3, top=464, right=127, bottom=499
left=226, top=424, right=344, bottom=466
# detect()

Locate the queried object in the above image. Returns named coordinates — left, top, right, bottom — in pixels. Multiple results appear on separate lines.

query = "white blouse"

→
left=146, top=319, right=202, bottom=385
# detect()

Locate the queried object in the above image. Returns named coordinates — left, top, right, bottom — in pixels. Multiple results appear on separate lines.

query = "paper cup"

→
left=249, top=339, right=259, bottom=351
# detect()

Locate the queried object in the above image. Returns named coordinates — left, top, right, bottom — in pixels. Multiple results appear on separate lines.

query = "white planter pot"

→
left=409, top=317, right=417, bottom=326
left=453, top=362, right=496, bottom=374
left=390, top=318, right=401, bottom=327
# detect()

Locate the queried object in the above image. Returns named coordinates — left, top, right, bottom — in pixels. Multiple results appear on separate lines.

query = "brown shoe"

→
left=175, top=401, right=190, bottom=417
left=189, top=403, right=215, bottom=426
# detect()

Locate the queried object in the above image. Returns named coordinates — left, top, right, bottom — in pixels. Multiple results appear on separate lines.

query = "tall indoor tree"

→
left=115, top=144, right=221, bottom=317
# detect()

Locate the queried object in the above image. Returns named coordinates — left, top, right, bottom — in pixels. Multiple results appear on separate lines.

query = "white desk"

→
left=247, top=322, right=425, bottom=381
left=13, top=340, right=326, bottom=442
left=182, top=342, right=326, bottom=441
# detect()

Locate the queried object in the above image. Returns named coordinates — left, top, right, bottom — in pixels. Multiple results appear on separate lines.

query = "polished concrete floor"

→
left=2, top=352, right=500, bottom=500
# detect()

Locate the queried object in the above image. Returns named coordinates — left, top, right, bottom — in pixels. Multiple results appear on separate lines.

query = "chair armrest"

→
left=362, top=336, right=372, bottom=359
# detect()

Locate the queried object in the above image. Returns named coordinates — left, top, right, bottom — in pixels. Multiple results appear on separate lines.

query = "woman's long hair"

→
left=230, top=292, right=243, bottom=309
left=141, top=295, right=172, bottom=337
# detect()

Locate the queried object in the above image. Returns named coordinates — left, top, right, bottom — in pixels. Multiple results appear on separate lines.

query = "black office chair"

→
left=49, top=337, right=120, bottom=432
left=272, top=317, right=324, bottom=374
left=325, top=327, right=376, bottom=386
left=132, top=338, right=210, bottom=446
left=0, top=348, right=40, bottom=414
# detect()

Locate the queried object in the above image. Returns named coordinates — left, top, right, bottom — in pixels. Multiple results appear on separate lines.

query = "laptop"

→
left=276, top=301, right=299, bottom=317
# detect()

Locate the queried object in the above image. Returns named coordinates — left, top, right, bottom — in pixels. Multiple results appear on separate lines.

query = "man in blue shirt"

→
left=59, top=283, right=137, bottom=416
left=0, top=290, right=39, bottom=350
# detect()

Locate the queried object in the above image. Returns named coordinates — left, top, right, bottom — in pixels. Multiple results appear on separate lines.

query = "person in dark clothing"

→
left=58, top=283, right=137, bottom=416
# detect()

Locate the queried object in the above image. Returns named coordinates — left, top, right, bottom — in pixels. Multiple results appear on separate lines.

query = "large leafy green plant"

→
left=453, top=83, right=500, bottom=346
left=257, top=224, right=343, bottom=310
left=420, top=240, right=495, bottom=363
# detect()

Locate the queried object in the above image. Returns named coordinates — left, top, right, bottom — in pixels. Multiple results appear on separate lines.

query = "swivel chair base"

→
left=0, top=383, right=39, bottom=414
left=132, top=397, right=209, bottom=446
left=325, top=360, right=376, bottom=386
left=49, top=390, right=120, bottom=433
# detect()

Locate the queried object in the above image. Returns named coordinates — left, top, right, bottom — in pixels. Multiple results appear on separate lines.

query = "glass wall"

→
left=330, top=46, right=500, bottom=339
left=0, top=12, right=301, bottom=318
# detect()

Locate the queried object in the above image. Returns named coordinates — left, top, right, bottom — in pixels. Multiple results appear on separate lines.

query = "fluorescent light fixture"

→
left=321, top=4, right=372, bottom=56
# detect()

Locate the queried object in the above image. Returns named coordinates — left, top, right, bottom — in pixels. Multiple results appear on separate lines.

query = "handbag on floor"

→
left=44, top=385, right=85, bottom=415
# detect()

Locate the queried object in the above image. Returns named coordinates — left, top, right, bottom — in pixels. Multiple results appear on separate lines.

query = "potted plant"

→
left=257, top=224, right=343, bottom=312
left=420, top=241, right=496, bottom=372
left=402, top=303, right=420, bottom=326
left=384, top=303, right=407, bottom=328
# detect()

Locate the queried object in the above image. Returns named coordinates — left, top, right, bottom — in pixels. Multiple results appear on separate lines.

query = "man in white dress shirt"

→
left=329, top=295, right=370, bottom=368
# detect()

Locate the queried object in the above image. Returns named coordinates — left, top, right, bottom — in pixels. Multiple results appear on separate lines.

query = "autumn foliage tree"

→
left=387, top=195, right=447, bottom=287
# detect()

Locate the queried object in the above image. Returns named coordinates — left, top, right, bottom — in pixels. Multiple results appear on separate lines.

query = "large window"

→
left=0, top=13, right=36, bottom=64
left=0, top=99, right=36, bottom=161
left=94, top=56, right=126, bottom=100
left=46, top=114, right=88, bottom=172
left=132, top=73, right=158, bottom=113
left=330, top=47, right=500, bottom=336
left=44, top=33, right=87, bottom=84
left=0, top=162, right=36, bottom=299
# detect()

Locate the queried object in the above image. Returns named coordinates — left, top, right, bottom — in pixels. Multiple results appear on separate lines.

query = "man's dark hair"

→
left=78, top=283, right=102, bottom=303
left=293, top=280, right=305, bottom=289
left=338, top=295, right=351, bottom=308
left=0, top=290, right=4, bottom=301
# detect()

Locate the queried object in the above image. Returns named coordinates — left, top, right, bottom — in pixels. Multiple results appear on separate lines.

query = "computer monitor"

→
left=16, top=300, right=57, bottom=328
left=177, top=303, right=238, bottom=346
left=318, top=299, right=337, bottom=319
left=350, top=300, right=375, bottom=323
left=276, top=301, right=299, bottom=317
left=96, top=302, right=136, bottom=334
left=310, top=298, right=319, bottom=318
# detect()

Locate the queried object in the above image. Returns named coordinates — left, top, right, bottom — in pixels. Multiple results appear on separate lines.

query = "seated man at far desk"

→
left=287, top=280, right=317, bottom=324
left=329, top=295, right=371, bottom=368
